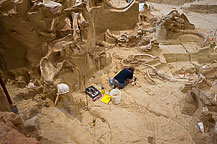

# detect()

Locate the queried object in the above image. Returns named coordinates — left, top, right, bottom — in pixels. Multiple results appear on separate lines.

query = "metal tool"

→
left=0, top=75, right=19, bottom=114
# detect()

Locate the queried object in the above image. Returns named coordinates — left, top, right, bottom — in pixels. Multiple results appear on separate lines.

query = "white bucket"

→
left=110, top=89, right=121, bottom=105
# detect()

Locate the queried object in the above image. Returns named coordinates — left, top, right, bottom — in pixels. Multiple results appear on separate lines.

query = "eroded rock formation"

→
left=0, top=112, right=39, bottom=144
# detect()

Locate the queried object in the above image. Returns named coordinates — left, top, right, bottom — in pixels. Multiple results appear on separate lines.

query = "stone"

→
left=0, top=112, right=25, bottom=134
left=24, top=115, right=38, bottom=133
left=17, top=99, right=43, bottom=121
left=0, top=121, right=39, bottom=144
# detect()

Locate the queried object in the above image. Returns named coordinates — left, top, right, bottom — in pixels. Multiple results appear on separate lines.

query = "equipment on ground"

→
left=85, top=86, right=102, bottom=101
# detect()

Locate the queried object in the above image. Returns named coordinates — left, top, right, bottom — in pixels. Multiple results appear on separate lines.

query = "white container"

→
left=110, top=89, right=121, bottom=105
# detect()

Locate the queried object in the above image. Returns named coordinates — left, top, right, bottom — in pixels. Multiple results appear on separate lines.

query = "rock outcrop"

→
left=0, top=112, right=38, bottom=144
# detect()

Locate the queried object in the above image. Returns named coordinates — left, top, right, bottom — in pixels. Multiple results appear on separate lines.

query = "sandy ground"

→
left=85, top=47, right=195, bottom=143
left=29, top=47, right=195, bottom=143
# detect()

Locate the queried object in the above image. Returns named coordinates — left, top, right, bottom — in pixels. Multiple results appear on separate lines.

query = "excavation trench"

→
left=0, top=0, right=217, bottom=144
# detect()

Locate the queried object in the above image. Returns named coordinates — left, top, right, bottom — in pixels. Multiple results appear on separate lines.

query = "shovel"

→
left=0, top=75, right=19, bottom=114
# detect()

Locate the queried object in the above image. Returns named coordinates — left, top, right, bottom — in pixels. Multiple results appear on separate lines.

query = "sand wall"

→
left=182, top=3, right=217, bottom=14
left=90, top=2, right=139, bottom=36
left=146, top=0, right=194, bottom=5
